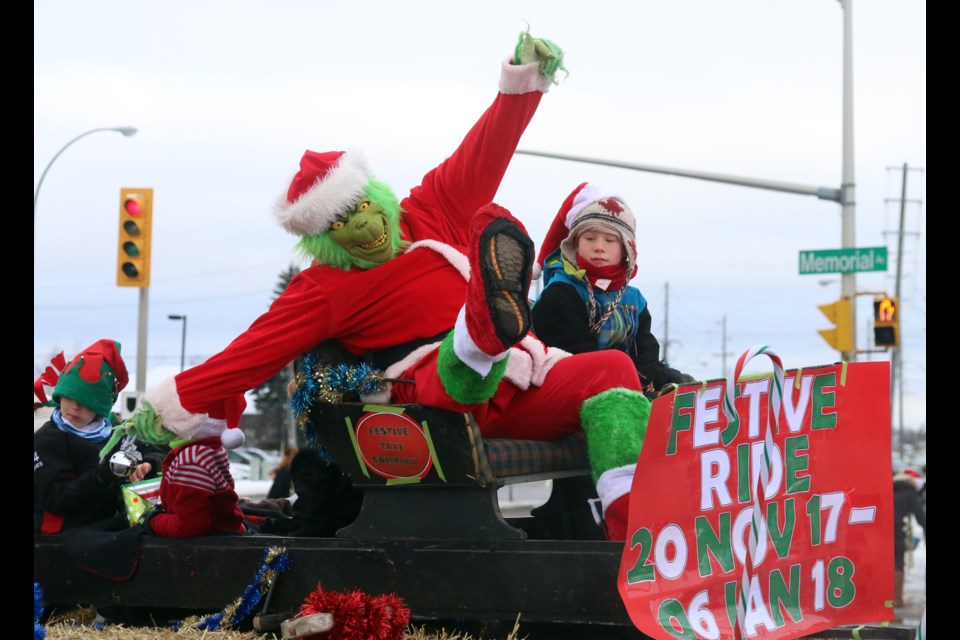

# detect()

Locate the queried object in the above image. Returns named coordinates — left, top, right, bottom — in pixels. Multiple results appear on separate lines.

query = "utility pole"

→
left=884, top=162, right=924, bottom=458
left=662, top=282, right=670, bottom=363
left=715, top=315, right=733, bottom=379
left=893, top=163, right=906, bottom=458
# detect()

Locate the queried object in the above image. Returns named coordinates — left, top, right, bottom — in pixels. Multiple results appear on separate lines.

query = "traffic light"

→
left=817, top=297, right=853, bottom=353
left=873, top=295, right=900, bottom=348
left=116, top=187, right=154, bottom=287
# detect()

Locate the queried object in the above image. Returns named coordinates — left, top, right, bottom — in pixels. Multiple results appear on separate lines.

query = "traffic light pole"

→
left=892, top=166, right=906, bottom=450
left=838, top=0, right=857, bottom=364
left=117, top=187, right=154, bottom=398
left=137, top=288, right=149, bottom=402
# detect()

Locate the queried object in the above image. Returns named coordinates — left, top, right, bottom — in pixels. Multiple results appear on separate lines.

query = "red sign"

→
left=355, top=411, right=434, bottom=479
left=619, top=359, right=893, bottom=640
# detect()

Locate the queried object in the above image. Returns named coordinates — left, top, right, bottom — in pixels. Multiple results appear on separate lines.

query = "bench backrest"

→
left=303, top=402, right=591, bottom=489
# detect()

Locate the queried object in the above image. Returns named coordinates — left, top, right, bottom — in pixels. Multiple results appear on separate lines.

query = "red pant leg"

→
left=393, top=349, right=641, bottom=441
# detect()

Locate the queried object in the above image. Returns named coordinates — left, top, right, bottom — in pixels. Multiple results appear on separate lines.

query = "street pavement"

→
left=896, top=537, right=926, bottom=631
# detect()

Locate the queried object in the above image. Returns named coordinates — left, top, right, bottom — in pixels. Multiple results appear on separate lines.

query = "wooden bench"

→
left=303, top=402, right=601, bottom=541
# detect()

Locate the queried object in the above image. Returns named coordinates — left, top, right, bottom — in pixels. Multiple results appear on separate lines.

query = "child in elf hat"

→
left=33, top=339, right=166, bottom=534
left=530, top=184, right=695, bottom=539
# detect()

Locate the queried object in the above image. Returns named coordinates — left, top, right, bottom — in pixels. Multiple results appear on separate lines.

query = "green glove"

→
left=98, top=400, right=178, bottom=461
left=513, top=26, right=568, bottom=84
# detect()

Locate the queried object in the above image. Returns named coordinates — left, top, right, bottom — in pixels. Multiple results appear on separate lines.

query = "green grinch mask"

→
left=327, top=197, right=393, bottom=264
left=295, top=178, right=407, bottom=270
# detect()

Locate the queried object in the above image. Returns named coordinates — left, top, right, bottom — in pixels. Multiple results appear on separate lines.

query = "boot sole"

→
left=479, top=218, right=534, bottom=349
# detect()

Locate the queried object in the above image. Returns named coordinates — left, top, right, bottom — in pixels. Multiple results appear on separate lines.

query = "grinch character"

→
left=120, top=29, right=650, bottom=540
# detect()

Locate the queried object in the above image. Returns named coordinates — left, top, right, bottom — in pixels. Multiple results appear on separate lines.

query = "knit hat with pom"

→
left=535, top=182, right=638, bottom=280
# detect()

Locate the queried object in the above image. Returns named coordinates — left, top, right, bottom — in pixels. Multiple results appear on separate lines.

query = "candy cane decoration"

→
left=723, top=345, right=784, bottom=639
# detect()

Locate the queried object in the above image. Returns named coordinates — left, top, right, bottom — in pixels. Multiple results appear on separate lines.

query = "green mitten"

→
left=98, top=400, right=178, bottom=461
left=513, top=26, right=568, bottom=84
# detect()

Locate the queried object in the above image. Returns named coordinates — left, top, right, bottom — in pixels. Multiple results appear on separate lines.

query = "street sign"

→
left=798, top=247, right=888, bottom=275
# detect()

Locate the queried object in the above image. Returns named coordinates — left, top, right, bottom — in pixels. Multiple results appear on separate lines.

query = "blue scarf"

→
left=51, top=408, right=113, bottom=442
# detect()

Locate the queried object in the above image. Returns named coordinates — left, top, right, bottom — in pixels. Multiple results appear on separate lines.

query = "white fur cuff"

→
left=499, top=59, right=552, bottom=95
left=143, top=376, right=207, bottom=440
left=453, top=307, right=507, bottom=377
left=595, top=464, right=637, bottom=514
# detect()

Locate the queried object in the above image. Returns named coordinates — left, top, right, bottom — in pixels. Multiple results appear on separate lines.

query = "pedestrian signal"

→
left=117, top=188, right=153, bottom=287
left=873, top=296, right=899, bottom=348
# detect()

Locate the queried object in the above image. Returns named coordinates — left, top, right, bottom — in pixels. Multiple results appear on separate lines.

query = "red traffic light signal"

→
left=116, top=188, right=154, bottom=287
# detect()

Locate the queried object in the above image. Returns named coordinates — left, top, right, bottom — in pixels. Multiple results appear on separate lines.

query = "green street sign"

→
left=798, top=247, right=888, bottom=275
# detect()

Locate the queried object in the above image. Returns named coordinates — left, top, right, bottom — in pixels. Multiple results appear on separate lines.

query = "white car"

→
left=226, top=449, right=254, bottom=481
left=240, top=447, right=281, bottom=474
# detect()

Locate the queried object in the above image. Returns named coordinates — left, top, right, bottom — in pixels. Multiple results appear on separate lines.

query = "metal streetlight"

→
left=168, top=315, right=187, bottom=372
left=34, top=126, right=138, bottom=224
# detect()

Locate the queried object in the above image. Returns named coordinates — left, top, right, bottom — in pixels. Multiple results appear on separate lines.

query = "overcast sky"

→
left=34, top=1, right=925, bottom=431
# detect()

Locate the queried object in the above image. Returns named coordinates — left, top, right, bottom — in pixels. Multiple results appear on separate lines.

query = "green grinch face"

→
left=327, top=197, right=394, bottom=264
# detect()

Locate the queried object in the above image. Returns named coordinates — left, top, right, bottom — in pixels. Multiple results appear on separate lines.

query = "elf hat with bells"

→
left=49, top=339, right=129, bottom=418
left=534, top=182, right=638, bottom=281
left=272, top=149, right=370, bottom=237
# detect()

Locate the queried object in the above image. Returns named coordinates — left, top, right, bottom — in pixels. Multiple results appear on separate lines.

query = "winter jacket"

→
left=532, top=249, right=687, bottom=391
left=34, top=420, right=166, bottom=534
left=893, top=474, right=926, bottom=569
left=267, top=467, right=292, bottom=499
left=261, top=448, right=364, bottom=537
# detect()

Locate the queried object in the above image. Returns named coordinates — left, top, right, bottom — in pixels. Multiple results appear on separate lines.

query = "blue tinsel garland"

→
left=34, top=548, right=292, bottom=636
left=177, top=545, right=292, bottom=632
left=292, top=354, right=386, bottom=410
left=34, top=582, right=45, bottom=640
left=291, top=354, right=387, bottom=450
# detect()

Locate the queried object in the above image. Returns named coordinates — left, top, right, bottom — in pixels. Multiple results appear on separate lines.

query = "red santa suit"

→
left=145, top=58, right=643, bottom=446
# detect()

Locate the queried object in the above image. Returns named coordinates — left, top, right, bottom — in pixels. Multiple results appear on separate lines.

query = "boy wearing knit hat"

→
left=533, top=182, right=692, bottom=394
left=531, top=183, right=694, bottom=539
left=33, top=339, right=166, bottom=534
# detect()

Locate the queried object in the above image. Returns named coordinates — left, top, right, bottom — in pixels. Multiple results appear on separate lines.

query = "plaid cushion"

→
left=484, top=432, right=589, bottom=478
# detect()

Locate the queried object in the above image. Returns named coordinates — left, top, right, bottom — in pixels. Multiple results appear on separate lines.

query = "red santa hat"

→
left=272, top=149, right=370, bottom=236
left=534, top=182, right=638, bottom=280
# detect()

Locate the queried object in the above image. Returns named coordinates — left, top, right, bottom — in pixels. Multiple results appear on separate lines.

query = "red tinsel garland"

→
left=298, top=584, right=411, bottom=640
